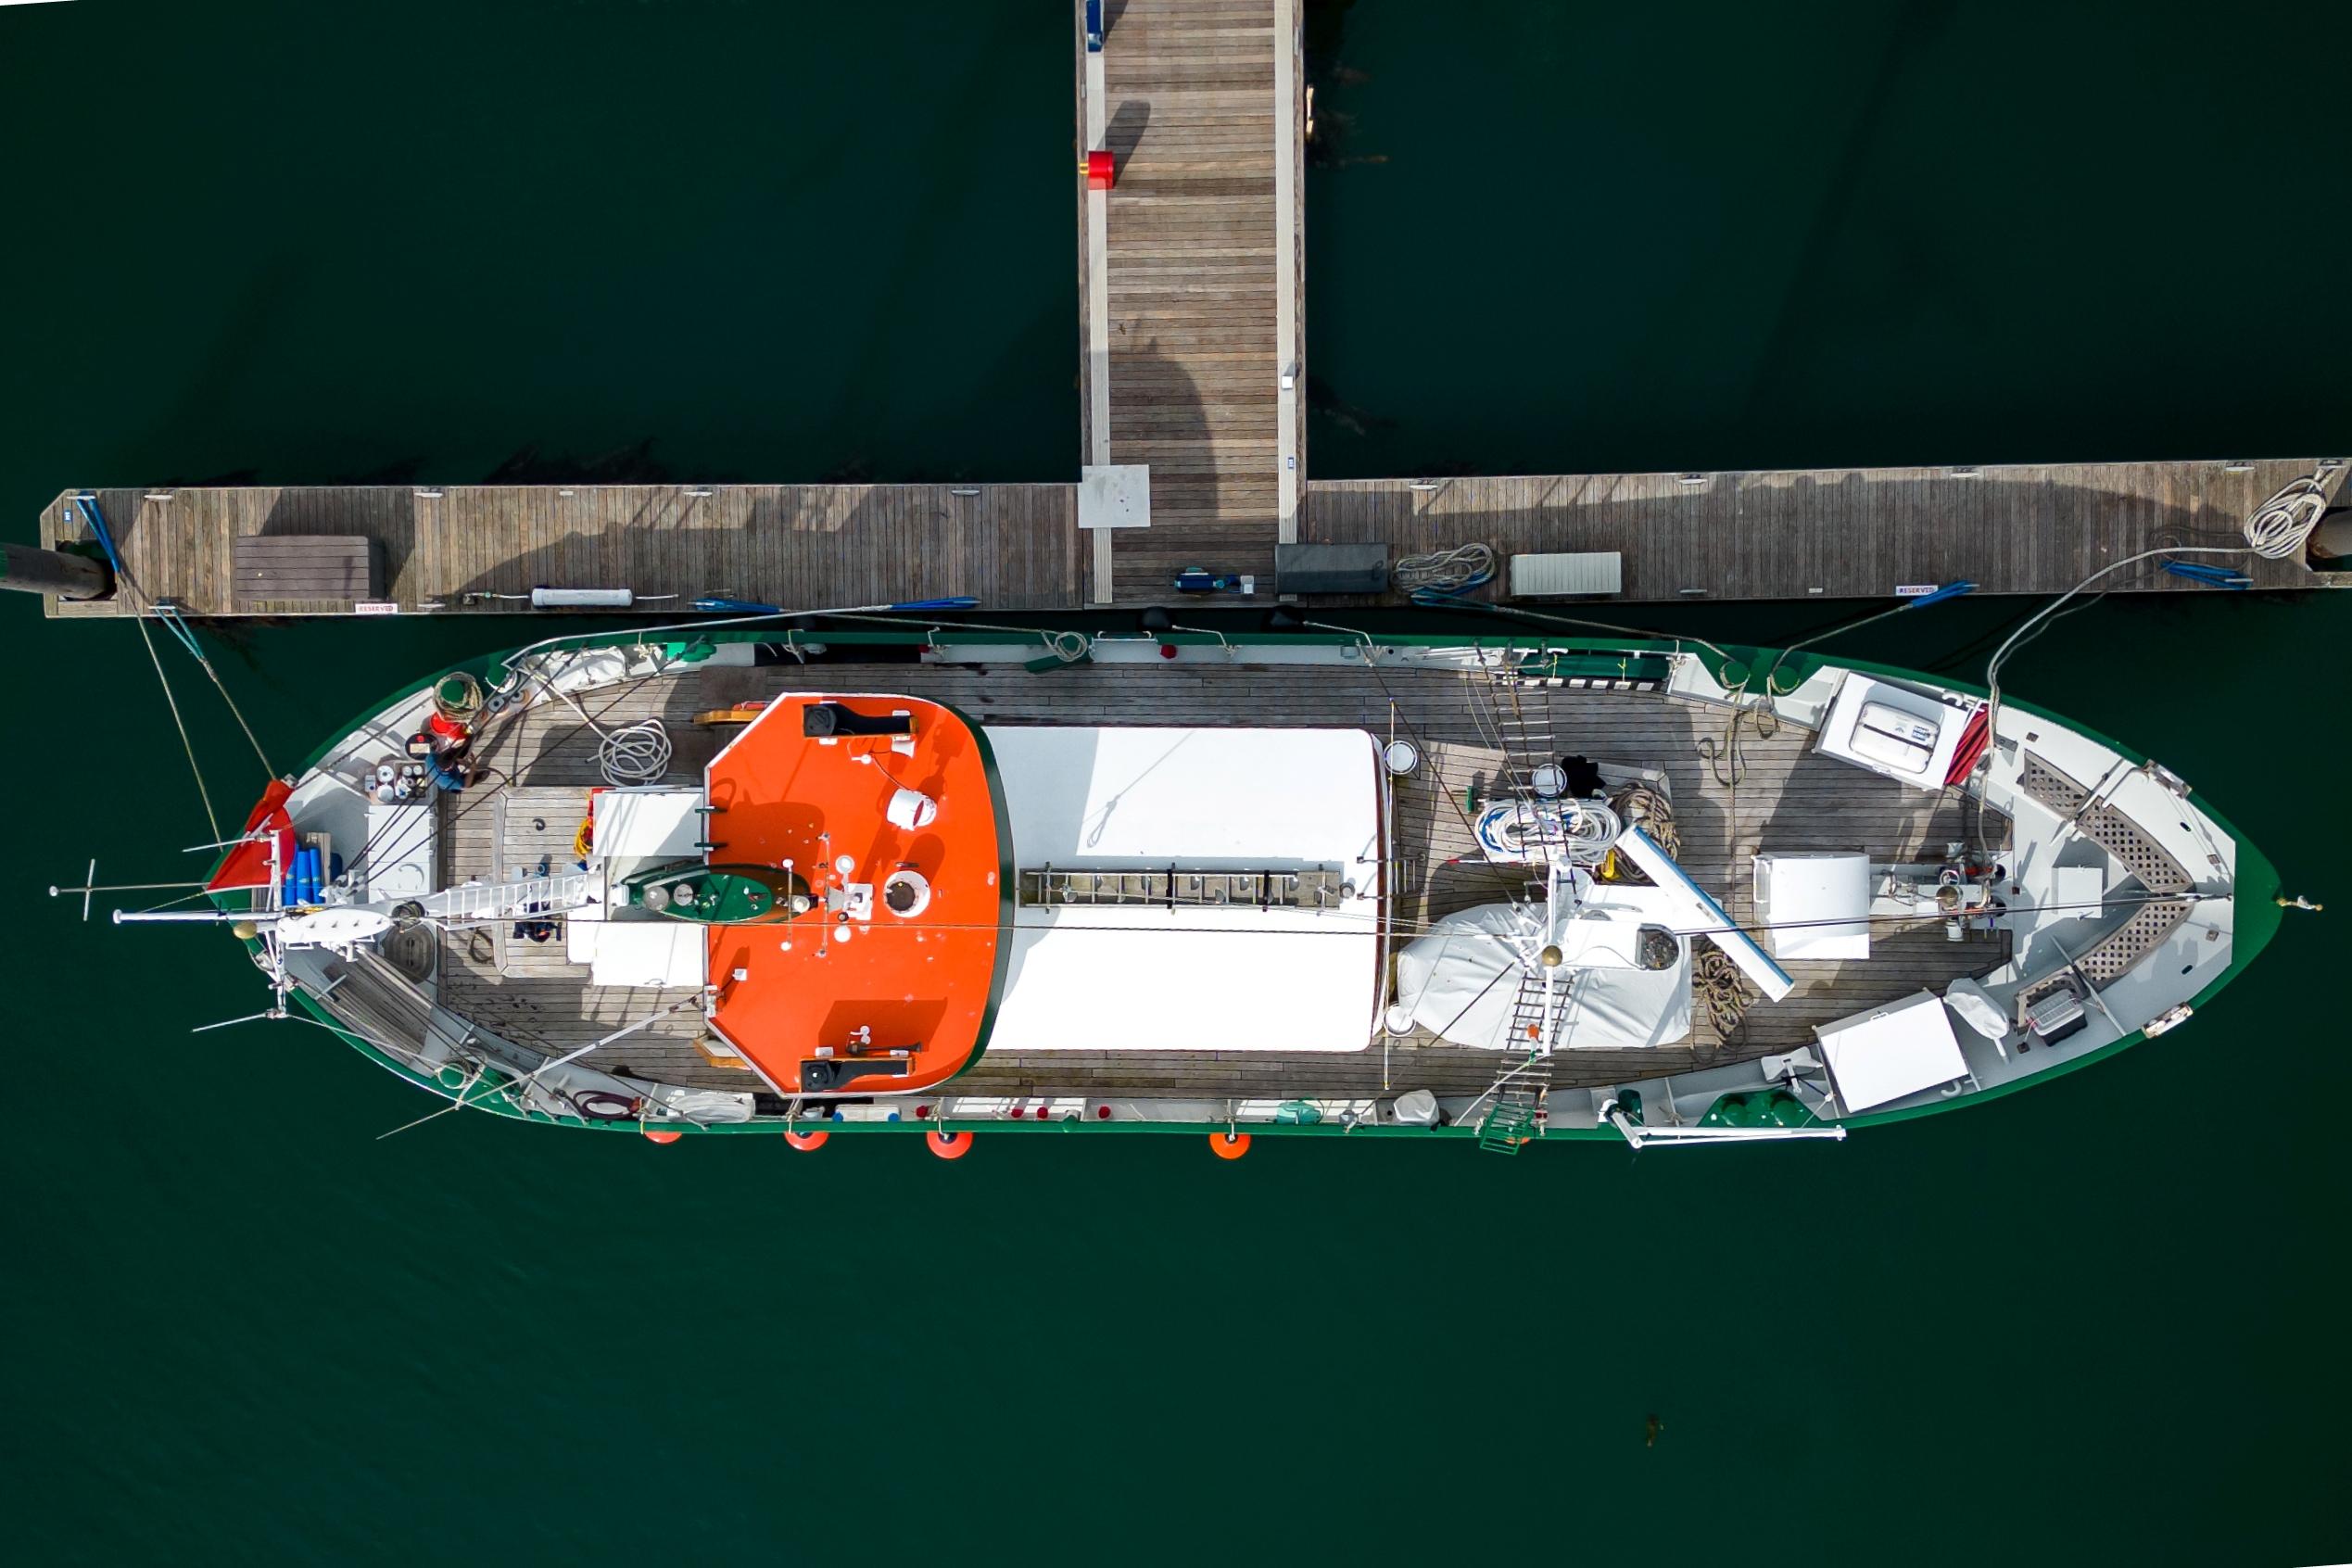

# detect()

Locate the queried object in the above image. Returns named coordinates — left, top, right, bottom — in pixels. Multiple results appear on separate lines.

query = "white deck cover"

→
left=582, top=923, right=705, bottom=989
left=564, top=787, right=709, bottom=987
left=984, top=727, right=1385, bottom=1052
left=1754, top=852, right=1872, bottom=960
left=1815, top=672, right=1967, bottom=790
left=1396, top=893, right=1694, bottom=1051
left=592, top=788, right=705, bottom=858
left=1815, top=988, right=1969, bottom=1112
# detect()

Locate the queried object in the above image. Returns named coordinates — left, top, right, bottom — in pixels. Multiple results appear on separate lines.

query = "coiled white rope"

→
left=597, top=719, right=673, bottom=785
left=1396, top=541, right=1496, bottom=596
left=2243, top=476, right=2328, bottom=560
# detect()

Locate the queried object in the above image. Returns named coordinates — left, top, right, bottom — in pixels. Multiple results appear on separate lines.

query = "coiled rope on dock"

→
left=1396, top=542, right=1496, bottom=601
left=2242, top=475, right=2330, bottom=560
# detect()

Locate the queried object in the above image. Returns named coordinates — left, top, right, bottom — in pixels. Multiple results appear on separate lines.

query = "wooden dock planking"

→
left=1304, top=459, right=2344, bottom=601
left=39, top=483, right=1083, bottom=618
left=1078, top=0, right=1303, bottom=603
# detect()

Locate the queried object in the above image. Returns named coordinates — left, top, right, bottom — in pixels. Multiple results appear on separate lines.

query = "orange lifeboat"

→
left=698, top=695, right=1010, bottom=1098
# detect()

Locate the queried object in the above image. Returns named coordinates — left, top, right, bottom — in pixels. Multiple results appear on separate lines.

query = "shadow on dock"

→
left=1302, top=465, right=2323, bottom=601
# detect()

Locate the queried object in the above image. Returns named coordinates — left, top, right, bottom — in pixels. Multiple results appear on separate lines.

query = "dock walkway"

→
left=1076, top=0, right=1304, bottom=603
left=38, top=457, right=2341, bottom=618
left=19, top=5, right=2346, bottom=619
left=39, top=484, right=1081, bottom=619
left=1307, top=458, right=2346, bottom=601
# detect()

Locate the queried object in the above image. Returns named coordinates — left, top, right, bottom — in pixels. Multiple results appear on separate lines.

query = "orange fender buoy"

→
left=926, top=1129, right=972, bottom=1160
left=784, top=1129, right=829, bottom=1152
left=643, top=1129, right=684, bottom=1144
left=1210, top=1131, right=1251, bottom=1160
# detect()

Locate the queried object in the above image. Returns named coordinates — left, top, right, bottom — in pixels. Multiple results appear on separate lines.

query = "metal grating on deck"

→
left=2017, top=752, right=2193, bottom=894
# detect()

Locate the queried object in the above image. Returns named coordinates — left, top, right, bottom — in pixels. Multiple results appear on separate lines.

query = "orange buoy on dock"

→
left=643, top=1129, right=684, bottom=1144
left=1210, top=1132, right=1251, bottom=1159
left=784, top=1129, right=829, bottom=1152
left=1084, top=149, right=1115, bottom=190
left=927, top=1129, right=972, bottom=1160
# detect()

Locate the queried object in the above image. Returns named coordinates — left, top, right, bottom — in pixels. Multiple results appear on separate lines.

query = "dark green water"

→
left=4, top=4, right=2346, bottom=1564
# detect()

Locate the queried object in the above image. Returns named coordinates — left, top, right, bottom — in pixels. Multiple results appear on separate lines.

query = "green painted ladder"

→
left=1477, top=1054, right=1550, bottom=1154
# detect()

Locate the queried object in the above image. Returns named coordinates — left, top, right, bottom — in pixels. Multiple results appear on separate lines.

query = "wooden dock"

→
left=19, top=4, right=2347, bottom=619
left=1075, top=0, right=1305, bottom=602
left=38, top=484, right=1082, bottom=618
left=1307, top=458, right=2350, bottom=601
left=38, top=457, right=2342, bottom=618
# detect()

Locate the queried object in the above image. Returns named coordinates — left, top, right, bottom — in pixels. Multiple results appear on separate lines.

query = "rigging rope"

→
left=136, top=615, right=221, bottom=842
left=1693, top=947, right=1753, bottom=1039
left=70, top=496, right=273, bottom=824
left=1606, top=783, right=1678, bottom=878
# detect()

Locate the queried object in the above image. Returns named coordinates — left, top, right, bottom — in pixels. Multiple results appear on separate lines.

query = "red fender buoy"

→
left=926, top=1129, right=972, bottom=1160
left=1084, top=149, right=1116, bottom=191
left=1210, top=1131, right=1251, bottom=1160
left=643, top=1129, right=684, bottom=1145
left=784, top=1130, right=829, bottom=1152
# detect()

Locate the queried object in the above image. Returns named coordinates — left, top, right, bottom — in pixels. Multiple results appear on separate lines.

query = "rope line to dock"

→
left=72, top=497, right=274, bottom=788
left=135, top=614, right=220, bottom=843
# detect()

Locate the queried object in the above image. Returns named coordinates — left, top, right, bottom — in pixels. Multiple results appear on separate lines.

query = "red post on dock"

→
left=1083, top=149, right=1115, bottom=191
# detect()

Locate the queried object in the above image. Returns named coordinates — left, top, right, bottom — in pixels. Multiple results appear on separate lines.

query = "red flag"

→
left=207, top=780, right=297, bottom=892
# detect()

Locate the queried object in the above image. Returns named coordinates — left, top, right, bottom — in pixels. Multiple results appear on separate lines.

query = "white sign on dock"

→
left=1078, top=464, right=1151, bottom=530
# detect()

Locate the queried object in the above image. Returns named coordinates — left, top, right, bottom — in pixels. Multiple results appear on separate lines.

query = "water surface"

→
left=2, top=4, right=2346, bottom=1564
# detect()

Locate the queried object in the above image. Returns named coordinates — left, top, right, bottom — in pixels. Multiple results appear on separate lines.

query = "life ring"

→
left=926, top=1129, right=972, bottom=1160
left=642, top=1129, right=684, bottom=1144
left=784, top=1129, right=829, bottom=1152
left=1210, top=1131, right=1252, bottom=1159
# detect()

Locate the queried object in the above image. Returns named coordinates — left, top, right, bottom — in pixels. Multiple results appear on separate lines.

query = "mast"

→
left=1, top=541, right=112, bottom=601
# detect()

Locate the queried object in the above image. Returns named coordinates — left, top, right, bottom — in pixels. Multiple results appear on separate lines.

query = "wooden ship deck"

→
left=424, top=659, right=2007, bottom=1100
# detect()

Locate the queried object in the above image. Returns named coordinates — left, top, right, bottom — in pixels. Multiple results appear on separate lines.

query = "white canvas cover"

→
left=984, top=726, right=1385, bottom=1053
left=564, top=787, right=710, bottom=986
left=583, top=923, right=705, bottom=988
left=1815, top=988, right=1969, bottom=1112
left=1754, top=852, right=1872, bottom=960
left=592, top=788, right=705, bottom=858
left=1394, top=897, right=1694, bottom=1051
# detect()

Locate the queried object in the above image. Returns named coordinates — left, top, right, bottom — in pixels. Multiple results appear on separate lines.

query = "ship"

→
left=114, top=614, right=2287, bottom=1154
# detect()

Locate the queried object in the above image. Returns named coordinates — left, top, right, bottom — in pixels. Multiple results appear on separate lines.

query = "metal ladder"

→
left=423, top=872, right=596, bottom=924
left=1486, top=673, right=1557, bottom=793
left=1506, top=967, right=1562, bottom=1054
left=1477, top=1052, right=1551, bottom=1154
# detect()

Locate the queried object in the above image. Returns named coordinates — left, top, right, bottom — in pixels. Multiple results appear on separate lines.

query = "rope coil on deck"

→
left=597, top=719, right=673, bottom=786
